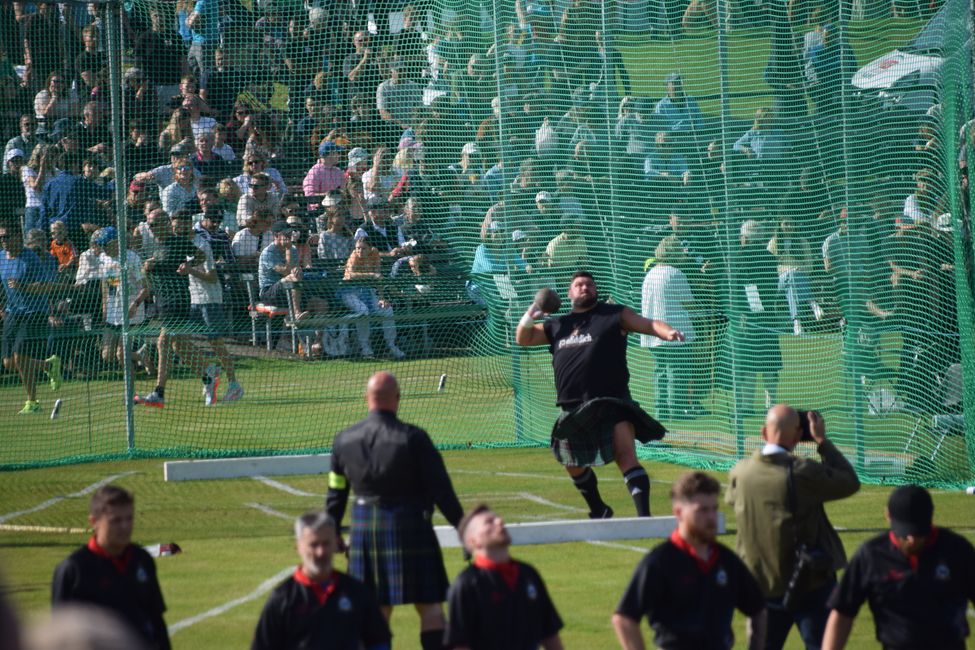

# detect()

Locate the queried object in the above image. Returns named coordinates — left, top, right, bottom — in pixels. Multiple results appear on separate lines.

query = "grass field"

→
left=1, top=448, right=974, bottom=649
left=3, top=329, right=971, bottom=484
left=1, top=12, right=971, bottom=647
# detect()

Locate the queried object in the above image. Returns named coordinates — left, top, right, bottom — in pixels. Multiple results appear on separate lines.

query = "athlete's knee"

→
left=415, top=603, right=445, bottom=629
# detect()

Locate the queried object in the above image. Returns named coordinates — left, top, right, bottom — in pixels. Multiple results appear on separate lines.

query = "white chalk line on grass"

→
left=168, top=566, right=293, bottom=635
left=252, top=476, right=318, bottom=497
left=452, top=469, right=565, bottom=482
left=451, top=468, right=679, bottom=488
left=516, top=492, right=587, bottom=513
left=0, top=472, right=137, bottom=524
left=586, top=540, right=651, bottom=554
left=245, top=503, right=292, bottom=521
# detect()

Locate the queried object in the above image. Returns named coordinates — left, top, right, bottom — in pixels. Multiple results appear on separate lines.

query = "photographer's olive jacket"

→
left=726, top=441, right=861, bottom=598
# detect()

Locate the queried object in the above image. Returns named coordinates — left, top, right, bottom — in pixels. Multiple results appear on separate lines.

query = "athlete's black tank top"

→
left=543, top=302, right=630, bottom=409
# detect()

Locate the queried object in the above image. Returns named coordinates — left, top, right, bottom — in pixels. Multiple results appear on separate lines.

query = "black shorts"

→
left=2, top=311, right=48, bottom=361
left=190, top=304, right=229, bottom=338
left=259, top=281, right=285, bottom=305
left=551, top=398, right=666, bottom=467
left=153, top=299, right=192, bottom=332
left=348, top=501, right=449, bottom=606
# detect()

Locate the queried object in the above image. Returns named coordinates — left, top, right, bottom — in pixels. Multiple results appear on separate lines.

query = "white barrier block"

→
left=165, top=455, right=332, bottom=481
left=434, top=513, right=725, bottom=548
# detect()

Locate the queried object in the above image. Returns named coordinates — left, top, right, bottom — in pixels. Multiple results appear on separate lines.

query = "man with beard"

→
left=445, top=504, right=564, bottom=650
left=612, top=472, right=767, bottom=650
left=250, top=511, right=390, bottom=650
left=515, top=271, right=684, bottom=518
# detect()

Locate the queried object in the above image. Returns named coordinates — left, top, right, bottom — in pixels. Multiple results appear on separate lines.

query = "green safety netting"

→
left=0, top=0, right=972, bottom=487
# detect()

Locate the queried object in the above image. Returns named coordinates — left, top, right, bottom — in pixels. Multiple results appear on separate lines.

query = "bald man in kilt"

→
left=516, top=271, right=684, bottom=518
left=326, top=371, right=463, bottom=650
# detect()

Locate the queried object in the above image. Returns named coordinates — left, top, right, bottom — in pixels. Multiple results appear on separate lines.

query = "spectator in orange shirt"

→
left=49, top=221, right=78, bottom=277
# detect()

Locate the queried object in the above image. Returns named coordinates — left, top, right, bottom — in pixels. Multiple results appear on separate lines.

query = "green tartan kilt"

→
left=550, top=397, right=667, bottom=467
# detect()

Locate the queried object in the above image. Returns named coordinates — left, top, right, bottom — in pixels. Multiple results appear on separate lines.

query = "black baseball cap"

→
left=887, top=485, right=933, bottom=538
left=270, top=220, right=293, bottom=234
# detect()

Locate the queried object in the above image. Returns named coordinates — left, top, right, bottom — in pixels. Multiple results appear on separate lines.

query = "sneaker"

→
left=223, top=381, right=244, bottom=403
left=134, top=391, right=164, bottom=408
left=588, top=505, right=614, bottom=519
left=45, top=355, right=62, bottom=391
left=388, top=344, right=405, bottom=359
left=19, top=400, right=40, bottom=415
left=360, top=345, right=375, bottom=359
left=203, top=364, right=220, bottom=406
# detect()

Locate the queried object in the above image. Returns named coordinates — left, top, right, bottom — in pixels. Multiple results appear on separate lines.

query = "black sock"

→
left=155, top=385, right=165, bottom=398
left=572, top=467, right=607, bottom=515
left=623, top=466, right=651, bottom=517
left=420, top=629, right=444, bottom=650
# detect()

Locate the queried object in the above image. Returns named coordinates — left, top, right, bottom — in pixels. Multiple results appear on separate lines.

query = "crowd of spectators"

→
left=0, top=0, right=965, bottom=411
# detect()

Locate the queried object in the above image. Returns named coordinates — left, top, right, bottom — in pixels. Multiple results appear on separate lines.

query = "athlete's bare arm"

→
left=515, top=303, right=550, bottom=347
left=619, top=306, right=685, bottom=342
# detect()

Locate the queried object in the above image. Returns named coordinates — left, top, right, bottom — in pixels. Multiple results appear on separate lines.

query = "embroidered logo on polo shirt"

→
left=338, top=595, right=352, bottom=612
left=715, top=568, right=728, bottom=587
left=526, top=582, right=538, bottom=600
left=136, top=566, right=148, bottom=583
left=934, top=563, right=950, bottom=581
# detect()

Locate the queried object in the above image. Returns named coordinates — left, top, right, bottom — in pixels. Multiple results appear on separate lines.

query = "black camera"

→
left=796, top=410, right=819, bottom=442
left=781, top=544, right=832, bottom=610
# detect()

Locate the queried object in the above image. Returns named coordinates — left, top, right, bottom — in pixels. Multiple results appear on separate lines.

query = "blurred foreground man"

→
left=823, top=485, right=975, bottom=650
left=326, top=371, right=463, bottom=650
left=613, top=471, right=767, bottom=649
left=727, top=406, right=860, bottom=649
left=251, top=511, right=390, bottom=650
left=446, top=504, right=564, bottom=650
left=51, top=485, right=170, bottom=650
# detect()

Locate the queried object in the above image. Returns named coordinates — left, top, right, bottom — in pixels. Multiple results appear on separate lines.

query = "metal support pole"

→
left=715, top=0, right=744, bottom=455
left=106, top=0, right=136, bottom=451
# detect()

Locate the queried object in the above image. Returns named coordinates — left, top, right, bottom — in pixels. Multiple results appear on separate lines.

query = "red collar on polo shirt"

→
left=888, top=526, right=939, bottom=571
left=473, top=555, right=520, bottom=590
left=669, top=529, right=719, bottom=574
left=87, top=537, right=133, bottom=574
left=294, top=567, right=339, bottom=605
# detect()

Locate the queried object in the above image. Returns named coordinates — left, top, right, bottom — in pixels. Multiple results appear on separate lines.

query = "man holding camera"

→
left=726, top=405, right=860, bottom=650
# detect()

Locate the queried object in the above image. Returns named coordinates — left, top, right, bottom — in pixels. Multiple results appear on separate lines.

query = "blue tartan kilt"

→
left=551, top=397, right=667, bottom=467
left=348, top=501, right=449, bottom=606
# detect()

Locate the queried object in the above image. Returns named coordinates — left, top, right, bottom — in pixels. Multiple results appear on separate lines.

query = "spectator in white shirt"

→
left=641, top=235, right=697, bottom=421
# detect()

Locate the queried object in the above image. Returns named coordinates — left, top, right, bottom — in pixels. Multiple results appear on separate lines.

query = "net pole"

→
left=949, top=0, right=975, bottom=476
left=967, top=0, right=975, bottom=475
left=714, top=0, right=744, bottom=455
left=492, top=0, right=525, bottom=443
left=105, top=0, right=136, bottom=451
left=837, top=0, right=864, bottom=470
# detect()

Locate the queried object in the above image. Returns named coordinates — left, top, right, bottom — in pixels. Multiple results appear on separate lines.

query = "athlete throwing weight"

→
left=516, top=271, right=684, bottom=518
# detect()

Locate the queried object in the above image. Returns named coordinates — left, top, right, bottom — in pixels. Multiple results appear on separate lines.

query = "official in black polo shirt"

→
left=446, top=504, right=564, bottom=650
left=51, top=485, right=170, bottom=650
left=251, top=511, right=391, bottom=650
left=326, top=371, right=464, bottom=650
left=613, top=472, right=767, bottom=650
left=515, top=271, right=684, bottom=518
left=822, top=485, right=975, bottom=650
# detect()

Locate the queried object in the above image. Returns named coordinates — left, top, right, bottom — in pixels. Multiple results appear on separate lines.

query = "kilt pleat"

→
left=551, top=397, right=666, bottom=467
left=348, top=502, right=449, bottom=605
